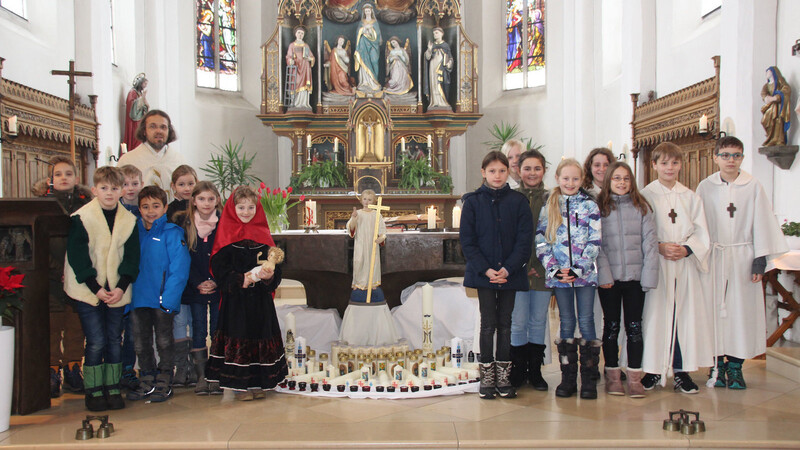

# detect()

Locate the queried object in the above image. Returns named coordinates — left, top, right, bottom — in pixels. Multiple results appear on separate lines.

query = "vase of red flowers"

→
left=259, top=183, right=306, bottom=234
left=0, top=266, right=25, bottom=433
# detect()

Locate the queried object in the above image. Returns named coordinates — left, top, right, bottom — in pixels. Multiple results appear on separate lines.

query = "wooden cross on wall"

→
left=365, top=196, right=390, bottom=304
left=51, top=60, right=92, bottom=163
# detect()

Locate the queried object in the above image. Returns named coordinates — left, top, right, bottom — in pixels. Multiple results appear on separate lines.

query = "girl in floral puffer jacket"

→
left=536, top=158, right=602, bottom=400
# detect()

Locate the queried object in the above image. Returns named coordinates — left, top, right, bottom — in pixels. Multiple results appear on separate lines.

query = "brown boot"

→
left=605, top=367, right=624, bottom=396
left=627, top=369, right=646, bottom=398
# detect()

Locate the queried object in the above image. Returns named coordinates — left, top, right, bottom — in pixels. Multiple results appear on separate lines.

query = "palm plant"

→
left=483, top=121, right=544, bottom=151
left=292, top=160, right=347, bottom=191
left=399, top=157, right=453, bottom=193
left=200, top=139, right=262, bottom=201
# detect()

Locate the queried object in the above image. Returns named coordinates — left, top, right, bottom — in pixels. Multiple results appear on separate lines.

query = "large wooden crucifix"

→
left=51, top=60, right=92, bottom=162
left=365, top=196, right=390, bottom=304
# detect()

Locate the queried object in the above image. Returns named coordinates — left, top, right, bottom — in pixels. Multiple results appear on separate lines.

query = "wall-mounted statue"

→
left=124, top=73, right=149, bottom=151
left=761, top=66, right=792, bottom=147
left=286, top=26, right=316, bottom=110
left=355, top=3, right=383, bottom=93
left=375, top=0, right=416, bottom=25
left=324, top=36, right=355, bottom=95
left=384, top=37, right=413, bottom=95
left=424, top=27, right=453, bottom=110
left=324, top=0, right=360, bottom=24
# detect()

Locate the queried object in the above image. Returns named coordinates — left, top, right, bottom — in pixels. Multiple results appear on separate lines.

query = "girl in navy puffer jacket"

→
left=595, top=162, right=659, bottom=398
left=536, top=158, right=602, bottom=400
left=460, top=151, right=533, bottom=400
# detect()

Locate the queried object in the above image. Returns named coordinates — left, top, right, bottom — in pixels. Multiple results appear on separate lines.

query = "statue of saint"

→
left=123, top=73, right=149, bottom=152
left=760, top=66, right=792, bottom=147
left=354, top=4, right=382, bottom=93
left=424, top=27, right=453, bottom=110
left=286, top=26, right=316, bottom=110
left=324, top=36, right=355, bottom=95
left=384, top=37, right=413, bottom=95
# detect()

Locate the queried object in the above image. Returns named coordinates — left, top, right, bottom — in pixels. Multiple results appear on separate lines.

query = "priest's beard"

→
left=148, top=140, right=166, bottom=151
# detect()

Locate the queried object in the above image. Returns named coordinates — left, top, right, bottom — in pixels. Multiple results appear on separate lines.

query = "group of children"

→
left=460, top=136, right=787, bottom=400
left=43, top=158, right=288, bottom=412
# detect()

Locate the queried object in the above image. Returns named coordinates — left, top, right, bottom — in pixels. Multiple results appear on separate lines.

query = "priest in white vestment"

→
left=117, top=110, right=185, bottom=201
left=696, top=137, right=788, bottom=389
left=640, top=145, right=713, bottom=391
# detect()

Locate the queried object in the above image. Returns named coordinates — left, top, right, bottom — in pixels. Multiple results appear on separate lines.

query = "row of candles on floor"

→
left=280, top=335, right=479, bottom=393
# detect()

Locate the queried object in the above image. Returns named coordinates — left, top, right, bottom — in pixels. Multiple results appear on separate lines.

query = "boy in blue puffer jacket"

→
left=127, top=186, right=190, bottom=403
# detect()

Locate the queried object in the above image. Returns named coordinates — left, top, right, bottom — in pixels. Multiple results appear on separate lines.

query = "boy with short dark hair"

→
left=65, top=166, right=140, bottom=411
left=127, top=186, right=190, bottom=403
left=640, top=142, right=712, bottom=394
left=696, top=136, right=788, bottom=389
left=40, top=156, right=93, bottom=397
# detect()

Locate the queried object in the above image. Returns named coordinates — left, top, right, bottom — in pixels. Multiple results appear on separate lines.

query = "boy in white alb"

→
left=640, top=142, right=713, bottom=394
left=696, top=136, right=787, bottom=389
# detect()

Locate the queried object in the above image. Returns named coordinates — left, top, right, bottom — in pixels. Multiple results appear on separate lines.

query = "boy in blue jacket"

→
left=127, top=186, right=190, bottom=402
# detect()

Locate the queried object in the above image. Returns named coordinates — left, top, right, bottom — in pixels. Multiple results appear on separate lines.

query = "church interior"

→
left=2, top=0, right=800, bottom=448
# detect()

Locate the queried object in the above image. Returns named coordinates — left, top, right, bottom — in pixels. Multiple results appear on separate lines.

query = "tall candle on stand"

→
left=427, top=206, right=436, bottom=230
left=421, top=283, right=434, bottom=354
left=334, top=138, right=338, bottom=164
left=401, top=137, right=406, bottom=153
left=285, top=312, right=296, bottom=336
left=699, top=114, right=708, bottom=133
left=8, top=115, right=17, bottom=134
left=427, top=134, right=432, bottom=148
left=306, top=134, right=311, bottom=147
left=452, top=206, right=461, bottom=229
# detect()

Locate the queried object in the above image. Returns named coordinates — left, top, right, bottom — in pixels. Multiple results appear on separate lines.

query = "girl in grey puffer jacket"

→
left=595, top=162, right=659, bottom=398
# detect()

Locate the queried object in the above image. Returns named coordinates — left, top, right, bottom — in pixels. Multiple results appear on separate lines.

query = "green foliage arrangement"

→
left=399, top=157, right=453, bottom=194
left=782, top=220, right=800, bottom=237
left=483, top=121, right=544, bottom=151
left=291, top=161, right=347, bottom=191
left=200, top=139, right=262, bottom=201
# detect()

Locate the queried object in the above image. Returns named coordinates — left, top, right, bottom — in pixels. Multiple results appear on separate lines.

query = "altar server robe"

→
left=117, top=142, right=186, bottom=201
left=641, top=180, right=713, bottom=378
left=696, top=171, right=788, bottom=359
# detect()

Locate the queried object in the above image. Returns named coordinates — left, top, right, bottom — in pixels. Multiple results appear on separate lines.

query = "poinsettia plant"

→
left=0, top=266, right=25, bottom=322
left=258, top=182, right=306, bottom=232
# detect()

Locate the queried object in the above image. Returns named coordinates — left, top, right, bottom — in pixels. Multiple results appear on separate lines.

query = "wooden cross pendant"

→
left=668, top=208, right=678, bottom=224
left=727, top=202, right=736, bottom=218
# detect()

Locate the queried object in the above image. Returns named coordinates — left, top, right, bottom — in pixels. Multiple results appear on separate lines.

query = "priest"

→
left=696, top=136, right=788, bottom=390
left=117, top=109, right=185, bottom=201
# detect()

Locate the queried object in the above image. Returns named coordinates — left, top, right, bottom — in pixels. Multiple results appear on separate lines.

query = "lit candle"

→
left=421, top=283, right=434, bottom=354
left=120, top=143, right=127, bottom=154
left=427, top=206, right=436, bottom=229
left=452, top=206, right=461, bottom=228
left=8, top=115, right=17, bottom=134
left=334, top=137, right=338, bottom=152
left=699, top=114, right=708, bottom=133
left=401, top=137, right=406, bottom=153
left=307, top=134, right=311, bottom=147
left=285, top=312, right=296, bottom=335
left=607, top=140, right=613, bottom=150
left=427, top=134, right=432, bottom=147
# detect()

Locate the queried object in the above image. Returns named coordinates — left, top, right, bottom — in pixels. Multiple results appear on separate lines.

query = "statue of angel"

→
left=324, top=36, right=355, bottom=95
left=384, top=37, right=413, bottom=95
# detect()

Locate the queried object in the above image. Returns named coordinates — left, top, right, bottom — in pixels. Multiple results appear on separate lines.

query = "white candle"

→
left=699, top=114, right=708, bottom=133
left=307, top=134, right=311, bottom=147
left=427, top=206, right=436, bottom=229
left=607, top=140, right=613, bottom=150
left=361, top=366, right=370, bottom=381
left=305, top=200, right=316, bottom=226
left=422, top=283, right=434, bottom=354
left=334, top=137, right=338, bottom=152
left=120, top=143, right=127, bottom=154
left=450, top=337, right=463, bottom=368
left=8, top=115, right=17, bottom=134
left=295, top=336, right=306, bottom=371
left=427, top=134, right=432, bottom=147
left=378, top=370, right=391, bottom=387
left=452, top=206, right=461, bottom=228
left=401, top=137, right=406, bottom=153
left=393, top=365, right=404, bottom=381
left=285, top=312, right=296, bottom=335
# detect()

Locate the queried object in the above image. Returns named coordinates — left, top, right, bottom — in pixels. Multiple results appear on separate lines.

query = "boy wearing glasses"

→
left=127, top=186, right=190, bottom=402
left=696, top=136, right=787, bottom=390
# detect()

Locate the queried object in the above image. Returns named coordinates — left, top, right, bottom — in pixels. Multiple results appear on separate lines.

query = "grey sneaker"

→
left=126, top=372, right=156, bottom=401
left=148, top=372, right=173, bottom=403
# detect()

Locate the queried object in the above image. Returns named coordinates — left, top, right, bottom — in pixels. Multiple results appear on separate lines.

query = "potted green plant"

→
left=201, top=139, right=262, bottom=201
left=0, top=266, right=25, bottom=433
left=782, top=220, right=800, bottom=250
left=398, top=157, right=453, bottom=193
left=292, top=161, right=347, bottom=191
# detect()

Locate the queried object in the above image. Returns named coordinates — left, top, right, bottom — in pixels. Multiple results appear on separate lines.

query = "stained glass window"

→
left=505, top=0, right=545, bottom=90
left=196, top=0, right=238, bottom=91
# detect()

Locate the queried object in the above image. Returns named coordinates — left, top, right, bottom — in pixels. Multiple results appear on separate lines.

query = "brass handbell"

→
left=680, top=421, right=696, bottom=435
left=691, top=419, right=706, bottom=433
left=662, top=417, right=680, bottom=431
left=75, top=419, right=94, bottom=440
left=96, top=421, right=114, bottom=439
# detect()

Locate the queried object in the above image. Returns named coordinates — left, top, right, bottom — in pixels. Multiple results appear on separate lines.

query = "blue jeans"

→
left=73, top=300, right=125, bottom=366
left=511, top=290, right=552, bottom=346
left=173, top=304, right=193, bottom=340
left=554, top=286, right=596, bottom=340
left=189, top=303, right=208, bottom=349
left=121, top=310, right=136, bottom=369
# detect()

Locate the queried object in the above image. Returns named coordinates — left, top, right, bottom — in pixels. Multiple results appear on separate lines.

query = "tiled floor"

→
left=2, top=360, right=799, bottom=449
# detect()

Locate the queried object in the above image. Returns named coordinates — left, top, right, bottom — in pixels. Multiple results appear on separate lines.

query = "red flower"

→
left=260, top=182, right=266, bottom=190
left=282, top=191, right=287, bottom=199
left=272, top=188, right=279, bottom=195
left=299, top=194, right=306, bottom=201
left=0, top=267, right=25, bottom=291
left=287, top=186, right=293, bottom=194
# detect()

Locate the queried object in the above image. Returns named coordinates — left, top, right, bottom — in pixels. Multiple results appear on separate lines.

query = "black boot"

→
left=479, top=361, right=496, bottom=399
left=555, top=339, right=578, bottom=398
left=49, top=366, right=62, bottom=398
left=528, top=343, right=548, bottom=391
left=509, top=345, right=528, bottom=388
left=579, top=339, right=602, bottom=399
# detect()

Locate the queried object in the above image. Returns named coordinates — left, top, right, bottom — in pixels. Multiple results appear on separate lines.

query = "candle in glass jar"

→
left=427, top=206, right=436, bottom=229
left=452, top=206, right=461, bottom=228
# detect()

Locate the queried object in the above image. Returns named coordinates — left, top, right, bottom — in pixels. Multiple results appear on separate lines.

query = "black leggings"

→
left=598, top=280, right=645, bottom=369
left=477, top=288, right=516, bottom=363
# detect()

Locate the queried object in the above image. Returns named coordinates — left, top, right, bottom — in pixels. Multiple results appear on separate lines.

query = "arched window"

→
left=0, top=0, right=26, bottom=18
left=505, top=0, right=545, bottom=90
left=196, top=0, right=238, bottom=91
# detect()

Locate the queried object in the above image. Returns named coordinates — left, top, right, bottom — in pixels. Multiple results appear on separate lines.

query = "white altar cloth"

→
left=276, top=305, right=342, bottom=355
